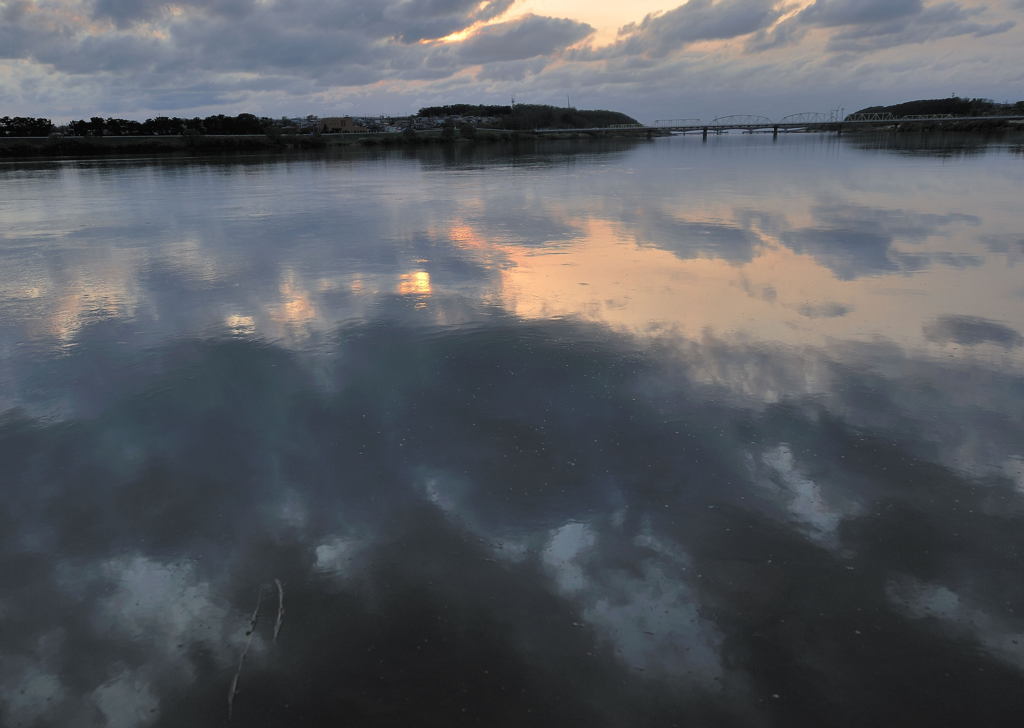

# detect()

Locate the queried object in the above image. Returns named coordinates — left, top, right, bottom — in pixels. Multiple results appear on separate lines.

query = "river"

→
left=2, top=133, right=1023, bottom=726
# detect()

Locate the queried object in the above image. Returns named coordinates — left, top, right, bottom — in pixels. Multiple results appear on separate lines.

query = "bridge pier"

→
left=772, top=126, right=778, bottom=139
left=702, top=127, right=708, bottom=141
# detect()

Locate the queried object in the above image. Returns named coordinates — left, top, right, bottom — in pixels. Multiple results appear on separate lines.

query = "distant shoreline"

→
left=2, top=124, right=1020, bottom=159
left=0, top=127, right=668, bottom=159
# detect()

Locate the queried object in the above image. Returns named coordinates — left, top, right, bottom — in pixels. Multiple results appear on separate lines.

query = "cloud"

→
left=0, top=1, right=534, bottom=85
left=454, top=13, right=594, bottom=64
left=0, top=0, right=601, bottom=114
left=382, top=0, right=521, bottom=43
left=793, top=0, right=1015, bottom=53
left=748, top=0, right=1016, bottom=54
left=577, top=0, right=784, bottom=60
left=745, top=15, right=810, bottom=52
left=825, top=2, right=1015, bottom=52
left=90, top=0, right=258, bottom=27
left=798, top=0, right=924, bottom=27
left=87, top=0, right=515, bottom=40
left=474, top=56, right=549, bottom=81
left=1, top=0, right=1023, bottom=121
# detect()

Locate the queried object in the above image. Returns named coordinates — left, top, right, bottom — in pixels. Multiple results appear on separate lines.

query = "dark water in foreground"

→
left=2, top=134, right=1023, bottom=726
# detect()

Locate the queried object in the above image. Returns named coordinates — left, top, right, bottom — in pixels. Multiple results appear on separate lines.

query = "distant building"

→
left=318, top=117, right=368, bottom=133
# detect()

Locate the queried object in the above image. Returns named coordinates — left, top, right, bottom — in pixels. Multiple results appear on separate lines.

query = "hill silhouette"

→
left=417, top=104, right=639, bottom=130
left=849, top=97, right=1024, bottom=119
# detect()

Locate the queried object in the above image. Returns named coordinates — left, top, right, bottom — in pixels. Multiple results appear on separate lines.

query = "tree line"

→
left=0, top=117, right=55, bottom=136
left=417, top=104, right=639, bottom=130
left=417, top=104, right=514, bottom=117
left=3, top=105, right=644, bottom=138
left=1, top=113, right=282, bottom=137
left=850, top=97, right=1024, bottom=119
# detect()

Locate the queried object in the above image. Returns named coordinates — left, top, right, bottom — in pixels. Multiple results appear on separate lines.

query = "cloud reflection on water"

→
left=3, top=309, right=1024, bottom=725
left=2, top=140, right=1023, bottom=374
left=2, top=137, right=1024, bottom=725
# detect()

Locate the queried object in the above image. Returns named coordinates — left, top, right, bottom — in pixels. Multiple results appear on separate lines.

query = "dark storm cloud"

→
left=165, top=15, right=377, bottom=74
left=575, top=0, right=784, bottom=60
left=748, top=0, right=1014, bottom=53
left=0, top=0, right=585, bottom=90
left=454, top=14, right=594, bottom=64
left=133, top=74, right=321, bottom=110
left=798, top=0, right=924, bottom=27
left=354, top=0, right=520, bottom=44
left=88, top=0, right=513, bottom=40
left=39, top=31, right=168, bottom=74
left=4, top=0, right=1021, bottom=118
left=824, top=2, right=1015, bottom=52
left=623, top=0, right=783, bottom=46
left=924, top=315, right=1024, bottom=348
left=91, top=0, right=258, bottom=27
left=474, top=56, right=549, bottom=81
left=792, top=0, right=1014, bottom=53
left=745, top=15, right=809, bottom=52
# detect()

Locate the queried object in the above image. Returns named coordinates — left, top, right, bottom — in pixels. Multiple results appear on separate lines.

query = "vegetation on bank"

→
left=0, top=104, right=651, bottom=157
left=0, top=126, right=662, bottom=158
left=0, top=105, right=641, bottom=141
left=0, top=116, right=55, bottom=136
left=1, top=113, right=285, bottom=138
left=416, top=104, right=640, bottom=129
left=0, top=133, right=328, bottom=156
left=849, top=97, right=1024, bottom=119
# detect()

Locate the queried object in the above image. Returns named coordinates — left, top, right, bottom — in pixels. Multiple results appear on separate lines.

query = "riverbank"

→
left=857, top=119, right=1024, bottom=133
left=0, top=127, right=667, bottom=158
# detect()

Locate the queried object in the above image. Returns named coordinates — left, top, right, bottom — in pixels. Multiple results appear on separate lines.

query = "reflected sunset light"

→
left=398, top=271, right=433, bottom=296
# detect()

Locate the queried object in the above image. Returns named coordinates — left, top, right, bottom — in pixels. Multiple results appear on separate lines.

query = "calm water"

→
left=2, top=134, right=1023, bottom=726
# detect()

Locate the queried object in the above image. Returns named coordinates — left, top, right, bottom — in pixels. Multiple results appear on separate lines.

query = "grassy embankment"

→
left=847, top=97, right=1024, bottom=133
left=0, top=127, right=664, bottom=158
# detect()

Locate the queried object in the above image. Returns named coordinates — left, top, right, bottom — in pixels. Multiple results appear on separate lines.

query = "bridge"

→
left=533, top=112, right=1024, bottom=137
left=648, top=112, right=1024, bottom=137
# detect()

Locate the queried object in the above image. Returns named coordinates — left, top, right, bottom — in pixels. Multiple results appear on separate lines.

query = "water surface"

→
left=2, top=134, right=1023, bottom=726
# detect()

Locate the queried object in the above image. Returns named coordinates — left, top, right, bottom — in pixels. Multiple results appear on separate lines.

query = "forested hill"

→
left=849, top=97, right=1024, bottom=118
left=417, top=104, right=640, bottom=129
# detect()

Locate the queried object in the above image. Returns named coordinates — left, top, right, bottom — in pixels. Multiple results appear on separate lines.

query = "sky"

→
left=1, top=0, right=1023, bottom=123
